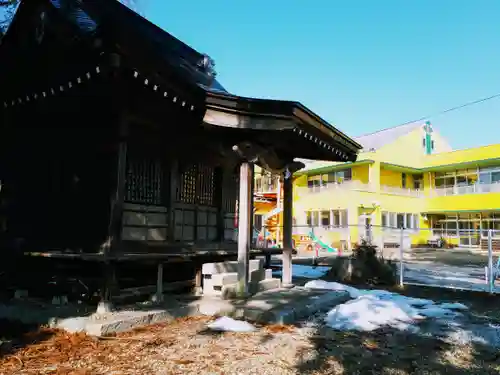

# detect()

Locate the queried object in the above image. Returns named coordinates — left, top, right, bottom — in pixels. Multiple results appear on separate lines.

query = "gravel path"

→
left=1, top=315, right=499, bottom=374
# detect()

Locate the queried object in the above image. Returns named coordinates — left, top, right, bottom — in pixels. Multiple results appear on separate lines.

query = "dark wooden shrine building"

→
left=0, top=0, right=361, bottom=302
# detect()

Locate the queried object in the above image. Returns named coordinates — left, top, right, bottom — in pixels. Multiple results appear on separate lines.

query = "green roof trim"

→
left=295, top=159, right=374, bottom=176
left=377, top=157, right=500, bottom=174
left=422, top=157, right=500, bottom=172
left=424, top=209, right=500, bottom=214
left=380, top=162, right=423, bottom=174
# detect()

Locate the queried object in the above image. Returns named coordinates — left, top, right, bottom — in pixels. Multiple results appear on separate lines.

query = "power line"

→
left=398, top=92, right=500, bottom=127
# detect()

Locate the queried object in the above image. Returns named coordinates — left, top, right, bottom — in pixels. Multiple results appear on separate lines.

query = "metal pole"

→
left=399, top=227, right=404, bottom=287
left=312, top=226, right=317, bottom=266
left=488, top=229, right=494, bottom=294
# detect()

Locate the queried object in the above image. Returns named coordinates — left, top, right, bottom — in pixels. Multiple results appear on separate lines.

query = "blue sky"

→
left=143, top=0, right=500, bottom=150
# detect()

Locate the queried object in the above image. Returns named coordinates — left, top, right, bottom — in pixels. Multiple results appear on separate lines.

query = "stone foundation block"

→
left=202, top=259, right=264, bottom=276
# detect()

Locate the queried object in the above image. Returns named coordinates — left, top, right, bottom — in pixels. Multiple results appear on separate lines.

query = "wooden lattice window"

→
left=223, top=172, right=238, bottom=213
left=125, top=157, right=163, bottom=205
left=178, top=163, right=215, bottom=206
left=197, top=164, right=215, bottom=206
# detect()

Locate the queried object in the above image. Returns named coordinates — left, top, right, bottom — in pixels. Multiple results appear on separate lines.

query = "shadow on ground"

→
left=296, top=325, right=500, bottom=374
left=0, top=319, right=55, bottom=359
left=291, top=279, right=500, bottom=374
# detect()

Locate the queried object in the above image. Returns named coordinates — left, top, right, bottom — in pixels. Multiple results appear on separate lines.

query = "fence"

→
left=252, top=224, right=500, bottom=294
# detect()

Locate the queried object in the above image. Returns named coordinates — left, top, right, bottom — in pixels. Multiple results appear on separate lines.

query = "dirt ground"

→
left=0, top=312, right=499, bottom=375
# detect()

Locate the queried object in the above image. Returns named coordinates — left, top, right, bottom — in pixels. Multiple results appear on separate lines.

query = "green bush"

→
left=350, top=240, right=397, bottom=285
left=324, top=239, right=397, bottom=286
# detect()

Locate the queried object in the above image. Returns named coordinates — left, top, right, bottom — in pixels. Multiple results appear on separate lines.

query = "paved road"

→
left=274, top=249, right=500, bottom=293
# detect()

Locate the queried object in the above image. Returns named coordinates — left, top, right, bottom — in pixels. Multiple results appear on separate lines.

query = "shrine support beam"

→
left=236, top=161, right=254, bottom=296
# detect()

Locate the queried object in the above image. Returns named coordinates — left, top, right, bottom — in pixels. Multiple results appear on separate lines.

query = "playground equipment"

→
left=297, top=231, right=341, bottom=255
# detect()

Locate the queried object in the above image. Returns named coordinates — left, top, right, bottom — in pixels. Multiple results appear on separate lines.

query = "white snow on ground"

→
left=273, top=265, right=330, bottom=279
left=207, top=316, right=256, bottom=332
left=305, top=280, right=468, bottom=332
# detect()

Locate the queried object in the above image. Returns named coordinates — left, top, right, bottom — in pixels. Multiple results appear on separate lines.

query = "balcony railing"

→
left=432, top=182, right=500, bottom=197
left=301, top=180, right=375, bottom=194
left=254, top=179, right=279, bottom=193
left=380, top=185, right=423, bottom=197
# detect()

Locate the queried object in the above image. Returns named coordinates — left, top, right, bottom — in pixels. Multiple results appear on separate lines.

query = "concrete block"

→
left=56, top=305, right=195, bottom=336
left=202, top=259, right=264, bottom=275
left=14, top=290, right=28, bottom=299
left=203, top=269, right=269, bottom=297
left=211, top=269, right=265, bottom=286
left=243, top=288, right=350, bottom=325
left=265, top=269, right=273, bottom=280
left=221, top=278, right=281, bottom=300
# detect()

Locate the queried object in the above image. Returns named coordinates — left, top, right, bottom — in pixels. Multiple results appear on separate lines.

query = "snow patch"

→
left=207, top=317, right=256, bottom=332
left=304, top=280, right=468, bottom=332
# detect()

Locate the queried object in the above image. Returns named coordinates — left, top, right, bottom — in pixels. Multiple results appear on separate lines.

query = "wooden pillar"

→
left=194, top=265, right=203, bottom=295
left=107, top=118, right=128, bottom=255
left=168, top=160, right=178, bottom=241
left=96, top=261, right=117, bottom=314
left=282, top=173, right=294, bottom=288
left=237, top=162, right=254, bottom=296
left=275, top=176, right=281, bottom=244
left=155, top=263, right=164, bottom=302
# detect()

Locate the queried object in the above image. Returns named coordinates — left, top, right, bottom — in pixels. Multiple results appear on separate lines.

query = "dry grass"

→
left=0, top=316, right=499, bottom=375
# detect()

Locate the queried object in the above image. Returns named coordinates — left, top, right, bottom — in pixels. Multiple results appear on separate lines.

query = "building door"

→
left=358, top=214, right=372, bottom=242
left=459, top=215, right=480, bottom=248
left=459, top=221, right=471, bottom=247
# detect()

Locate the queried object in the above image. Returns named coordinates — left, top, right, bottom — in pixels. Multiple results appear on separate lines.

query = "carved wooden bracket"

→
left=232, top=141, right=305, bottom=176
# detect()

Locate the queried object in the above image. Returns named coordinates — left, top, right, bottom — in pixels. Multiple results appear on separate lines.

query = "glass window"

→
left=397, top=213, right=405, bottom=228
left=306, top=211, right=312, bottom=226
left=326, top=172, right=337, bottom=183
left=333, top=210, right=340, bottom=226
left=342, top=168, right=352, bottom=181
left=446, top=220, right=457, bottom=236
left=254, top=214, right=263, bottom=231
left=340, top=210, right=348, bottom=226
left=320, top=174, right=328, bottom=186
left=320, top=210, right=330, bottom=226
left=406, top=213, right=413, bottom=229
left=413, top=214, right=419, bottom=229
left=402, top=173, right=407, bottom=188
left=381, top=211, right=388, bottom=227
left=307, top=176, right=321, bottom=191
left=312, top=211, right=319, bottom=226
left=479, top=172, right=492, bottom=185
left=389, top=213, right=397, bottom=228
left=326, top=168, right=352, bottom=184
left=481, top=220, right=500, bottom=237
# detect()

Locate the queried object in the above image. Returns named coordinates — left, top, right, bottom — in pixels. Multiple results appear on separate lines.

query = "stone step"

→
left=210, top=269, right=266, bottom=286
left=202, top=269, right=275, bottom=295
left=220, top=278, right=281, bottom=300
left=202, top=259, right=264, bottom=275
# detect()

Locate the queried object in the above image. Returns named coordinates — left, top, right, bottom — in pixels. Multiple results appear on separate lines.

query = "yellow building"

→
left=257, top=121, right=500, bottom=251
